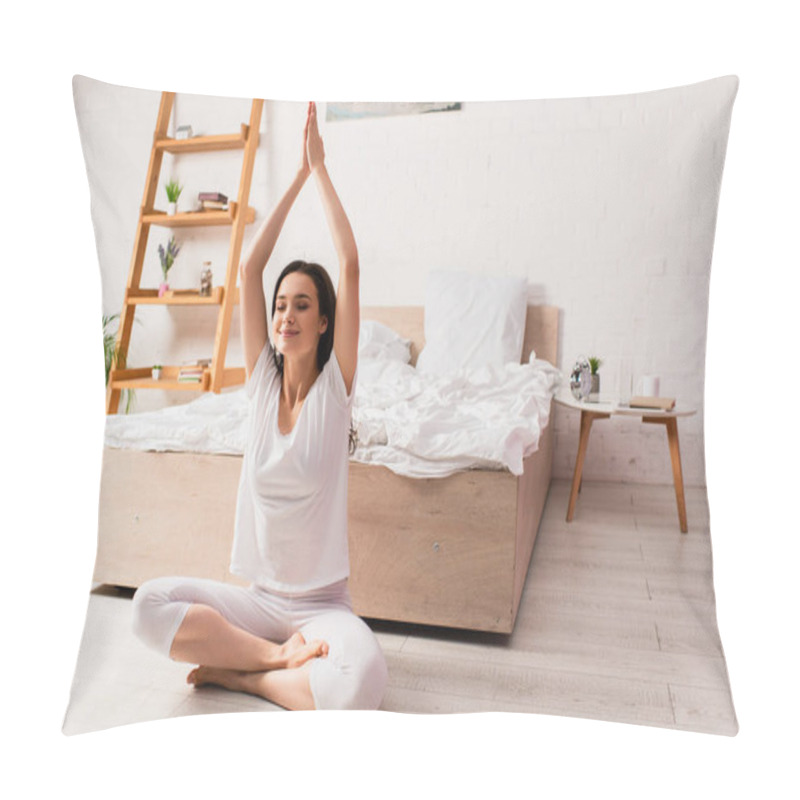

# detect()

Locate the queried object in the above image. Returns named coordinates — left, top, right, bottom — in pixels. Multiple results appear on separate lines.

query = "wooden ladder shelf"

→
left=106, top=92, right=263, bottom=414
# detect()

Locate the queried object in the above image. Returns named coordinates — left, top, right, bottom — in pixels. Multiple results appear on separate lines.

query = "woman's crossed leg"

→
left=131, top=576, right=387, bottom=711
left=132, top=577, right=324, bottom=710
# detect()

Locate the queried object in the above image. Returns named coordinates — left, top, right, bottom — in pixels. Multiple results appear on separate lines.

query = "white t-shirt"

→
left=230, top=342, right=355, bottom=593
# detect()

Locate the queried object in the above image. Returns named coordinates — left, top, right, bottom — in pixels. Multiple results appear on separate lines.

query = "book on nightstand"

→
left=629, top=396, right=676, bottom=411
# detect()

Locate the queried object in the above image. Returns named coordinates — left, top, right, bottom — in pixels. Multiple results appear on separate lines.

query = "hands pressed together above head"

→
left=300, top=101, right=326, bottom=177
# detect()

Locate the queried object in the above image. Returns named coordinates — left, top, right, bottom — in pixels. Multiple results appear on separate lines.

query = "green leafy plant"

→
left=165, top=179, right=183, bottom=203
left=588, top=356, right=602, bottom=375
left=103, top=313, right=120, bottom=385
left=158, top=236, right=182, bottom=280
left=102, top=313, right=135, bottom=413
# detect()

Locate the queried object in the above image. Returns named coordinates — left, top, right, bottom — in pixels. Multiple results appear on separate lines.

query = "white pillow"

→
left=358, top=319, right=412, bottom=363
left=416, top=270, right=527, bottom=374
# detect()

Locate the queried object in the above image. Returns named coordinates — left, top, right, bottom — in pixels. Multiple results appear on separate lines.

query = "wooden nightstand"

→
left=555, top=392, right=697, bottom=532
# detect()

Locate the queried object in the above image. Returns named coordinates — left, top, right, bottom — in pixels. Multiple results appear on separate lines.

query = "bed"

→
left=94, top=302, right=560, bottom=634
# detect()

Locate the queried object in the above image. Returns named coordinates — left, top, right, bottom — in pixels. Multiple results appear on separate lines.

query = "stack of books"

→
left=178, top=365, right=205, bottom=383
left=198, top=191, right=228, bottom=211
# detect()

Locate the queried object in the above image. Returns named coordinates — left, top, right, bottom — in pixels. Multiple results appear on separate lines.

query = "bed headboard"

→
left=361, top=305, right=560, bottom=367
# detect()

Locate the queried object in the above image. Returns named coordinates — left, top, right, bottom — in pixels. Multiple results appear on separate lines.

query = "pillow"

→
left=66, top=75, right=739, bottom=739
left=415, top=270, right=527, bottom=374
left=358, top=319, right=412, bottom=363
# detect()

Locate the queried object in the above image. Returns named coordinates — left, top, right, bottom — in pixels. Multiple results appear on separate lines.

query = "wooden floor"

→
left=62, top=479, right=737, bottom=736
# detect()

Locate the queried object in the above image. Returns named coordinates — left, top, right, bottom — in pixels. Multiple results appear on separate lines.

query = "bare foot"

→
left=187, top=665, right=241, bottom=689
left=187, top=662, right=316, bottom=710
left=281, top=632, right=328, bottom=669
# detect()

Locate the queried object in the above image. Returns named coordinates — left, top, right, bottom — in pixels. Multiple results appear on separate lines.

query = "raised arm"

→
left=306, top=102, right=360, bottom=394
left=239, top=108, right=312, bottom=378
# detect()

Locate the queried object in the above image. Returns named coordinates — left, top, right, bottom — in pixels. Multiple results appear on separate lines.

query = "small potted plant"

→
left=165, top=179, right=183, bottom=215
left=589, top=356, right=602, bottom=395
left=158, top=236, right=181, bottom=297
left=152, top=364, right=162, bottom=380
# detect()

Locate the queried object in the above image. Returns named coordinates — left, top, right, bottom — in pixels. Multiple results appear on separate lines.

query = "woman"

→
left=131, top=102, right=388, bottom=711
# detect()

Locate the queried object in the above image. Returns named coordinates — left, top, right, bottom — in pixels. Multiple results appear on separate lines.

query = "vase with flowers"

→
left=158, top=236, right=181, bottom=297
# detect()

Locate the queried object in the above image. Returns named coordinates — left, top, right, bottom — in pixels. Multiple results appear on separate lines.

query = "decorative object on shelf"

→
left=569, top=355, right=592, bottom=400
left=165, top=179, right=183, bottom=215
left=198, top=191, right=228, bottom=211
left=175, top=124, right=193, bottom=140
left=200, top=262, right=213, bottom=296
left=589, top=356, right=602, bottom=395
left=152, top=365, right=162, bottom=380
left=158, top=236, right=181, bottom=297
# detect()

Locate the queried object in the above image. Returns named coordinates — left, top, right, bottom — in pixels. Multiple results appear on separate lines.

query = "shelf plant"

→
left=165, top=179, right=183, bottom=215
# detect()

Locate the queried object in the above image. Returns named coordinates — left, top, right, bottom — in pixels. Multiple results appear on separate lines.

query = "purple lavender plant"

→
left=158, top=237, right=181, bottom=280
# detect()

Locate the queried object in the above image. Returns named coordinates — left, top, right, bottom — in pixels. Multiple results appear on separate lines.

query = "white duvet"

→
left=103, top=356, right=561, bottom=478
left=352, top=356, right=560, bottom=476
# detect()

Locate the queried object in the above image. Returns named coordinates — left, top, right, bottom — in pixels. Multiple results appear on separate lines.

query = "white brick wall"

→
left=77, top=78, right=735, bottom=487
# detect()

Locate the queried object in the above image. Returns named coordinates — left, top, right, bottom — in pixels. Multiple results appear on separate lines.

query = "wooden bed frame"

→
left=94, top=305, right=559, bottom=633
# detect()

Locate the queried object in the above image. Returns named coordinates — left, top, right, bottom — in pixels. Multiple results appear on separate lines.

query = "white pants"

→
left=131, top=576, right=388, bottom=711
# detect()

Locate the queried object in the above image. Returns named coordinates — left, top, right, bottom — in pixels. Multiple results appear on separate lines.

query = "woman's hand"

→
left=306, top=101, right=325, bottom=172
left=299, top=103, right=311, bottom=178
